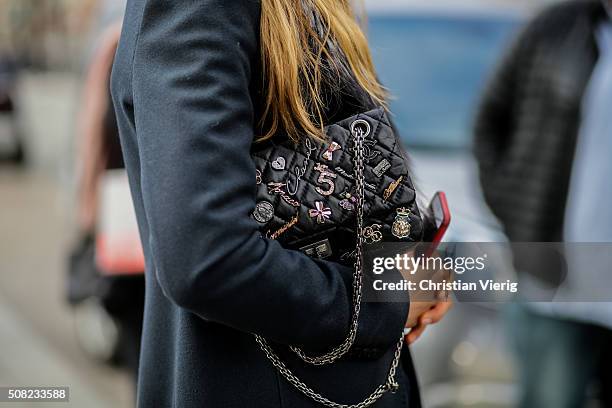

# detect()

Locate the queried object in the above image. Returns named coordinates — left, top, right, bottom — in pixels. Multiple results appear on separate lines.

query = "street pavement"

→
left=0, top=73, right=133, bottom=408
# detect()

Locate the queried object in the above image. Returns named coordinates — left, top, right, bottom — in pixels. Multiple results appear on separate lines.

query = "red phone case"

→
left=425, top=191, right=451, bottom=257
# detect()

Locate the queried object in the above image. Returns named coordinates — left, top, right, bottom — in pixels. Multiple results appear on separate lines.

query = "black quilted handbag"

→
left=250, top=107, right=424, bottom=408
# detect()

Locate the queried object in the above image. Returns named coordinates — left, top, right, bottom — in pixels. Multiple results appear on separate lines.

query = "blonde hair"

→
left=259, top=0, right=387, bottom=142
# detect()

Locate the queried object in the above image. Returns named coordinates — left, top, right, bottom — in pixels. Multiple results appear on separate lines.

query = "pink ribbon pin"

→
left=322, top=142, right=342, bottom=161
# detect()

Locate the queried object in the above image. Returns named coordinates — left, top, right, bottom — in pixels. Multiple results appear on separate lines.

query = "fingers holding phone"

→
left=404, top=191, right=453, bottom=344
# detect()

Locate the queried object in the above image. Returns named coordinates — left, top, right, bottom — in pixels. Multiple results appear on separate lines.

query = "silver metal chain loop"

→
left=255, top=119, right=406, bottom=407
left=255, top=334, right=405, bottom=408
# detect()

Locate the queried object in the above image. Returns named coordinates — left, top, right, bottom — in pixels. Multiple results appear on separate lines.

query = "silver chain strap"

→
left=289, top=119, right=367, bottom=365
left=255, top=334, right=405, bottom=408
left=255, top=119, right=406, bottom=407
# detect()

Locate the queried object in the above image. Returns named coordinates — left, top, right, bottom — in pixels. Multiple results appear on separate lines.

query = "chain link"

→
left=255, top=120, right=405, bottom=407
left=255, top=334, right=404, bottom=408
left=289, top=121, right=367, bottom=365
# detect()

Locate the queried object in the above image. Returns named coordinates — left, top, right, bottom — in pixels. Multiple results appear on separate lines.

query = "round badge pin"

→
left=253, top=201, right=275, bottom=224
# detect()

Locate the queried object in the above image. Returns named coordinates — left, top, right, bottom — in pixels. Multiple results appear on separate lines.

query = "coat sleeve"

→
left=473, top=17, right=545, bottom=218
left=474, top=39, right=520, bottom=175
left=473, top=16, right=540, bottom=191
left=128, top=0, right=408, bottom=351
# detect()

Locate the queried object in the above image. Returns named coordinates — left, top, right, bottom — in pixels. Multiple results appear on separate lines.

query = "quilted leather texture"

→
left=251, top=107, right=423, bottom=264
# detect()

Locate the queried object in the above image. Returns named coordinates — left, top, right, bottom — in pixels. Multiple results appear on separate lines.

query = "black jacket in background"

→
left=474, top=0, right=607, bottom=241
left=111, top=0, right=419, bottom=406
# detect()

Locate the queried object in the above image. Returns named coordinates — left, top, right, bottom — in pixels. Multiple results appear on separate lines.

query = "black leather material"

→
left=252, top=107, right=423, bottom=263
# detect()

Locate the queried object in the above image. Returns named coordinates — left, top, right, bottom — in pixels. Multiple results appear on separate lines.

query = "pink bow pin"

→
left=322, top=142, right=342, bottom=161
left=309, top=201, right=332, bottom=224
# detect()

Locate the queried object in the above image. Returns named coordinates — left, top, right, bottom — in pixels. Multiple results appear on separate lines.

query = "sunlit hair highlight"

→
left=259, top=0, right=387, bottom=142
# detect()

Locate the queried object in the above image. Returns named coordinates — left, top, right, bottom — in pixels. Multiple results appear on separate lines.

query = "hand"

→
left=405, top=300, right=436, bottom=329
left=400, top=248, right=453, bottom=344
left=405, top=299, right=453, bottom=344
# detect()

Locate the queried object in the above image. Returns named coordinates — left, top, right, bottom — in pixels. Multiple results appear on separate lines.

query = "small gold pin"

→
left=363, top=224, right=383, bottom=244
left=383, top=175, right=404, bottom=201
left=391, top=207, right=412, bottom=239
left=267, top=214, right=299, bottom=240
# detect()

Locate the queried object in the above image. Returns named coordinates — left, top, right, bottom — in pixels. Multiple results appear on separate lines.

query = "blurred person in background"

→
left=475, top=0, right=612, bottom=407
left=70, top=20, right=144, bottom=382
left=0, top=52, right=25, bottom=164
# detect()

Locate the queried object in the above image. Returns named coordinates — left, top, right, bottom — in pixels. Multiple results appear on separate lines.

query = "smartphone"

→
left=425, top=191, right=451, bottom=257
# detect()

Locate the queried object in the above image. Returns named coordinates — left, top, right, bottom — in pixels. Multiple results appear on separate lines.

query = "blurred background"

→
left=1, top=0, right=609, bottom=407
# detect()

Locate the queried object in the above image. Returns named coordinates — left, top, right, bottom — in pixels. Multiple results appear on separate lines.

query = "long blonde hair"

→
left=259, top=0, right=387, bottom=142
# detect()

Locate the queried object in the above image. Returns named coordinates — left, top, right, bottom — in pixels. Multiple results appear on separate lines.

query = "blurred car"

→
left=366, top=1, right=535, bottom=406
left=367, top=0, right=529, bottom=242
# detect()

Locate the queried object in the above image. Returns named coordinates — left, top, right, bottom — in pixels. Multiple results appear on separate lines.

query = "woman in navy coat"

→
left=111, top=0, right=449, bottom=406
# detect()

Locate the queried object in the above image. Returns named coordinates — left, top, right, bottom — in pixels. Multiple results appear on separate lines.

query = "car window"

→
left=368, top=14, right=520, bottom=150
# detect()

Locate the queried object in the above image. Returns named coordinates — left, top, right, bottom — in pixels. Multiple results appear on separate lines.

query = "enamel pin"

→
left=373, top=159, right=391, bottom=178
left=309, top=201, right=332, bottom=224
left=383, top=175, right=403, bottom=201
left=253, top=201, right=275, bottom=224
left=271, top=156, right=286, bottom=171
left=313, top=163, right=337, bottom=196
left=391, top=207, right=412, bottom=239
left=363, top=224, right=383, bottom=244
left=339, top=189, right=357, bottom=211
left=322, top=142, right=342, bottom=161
